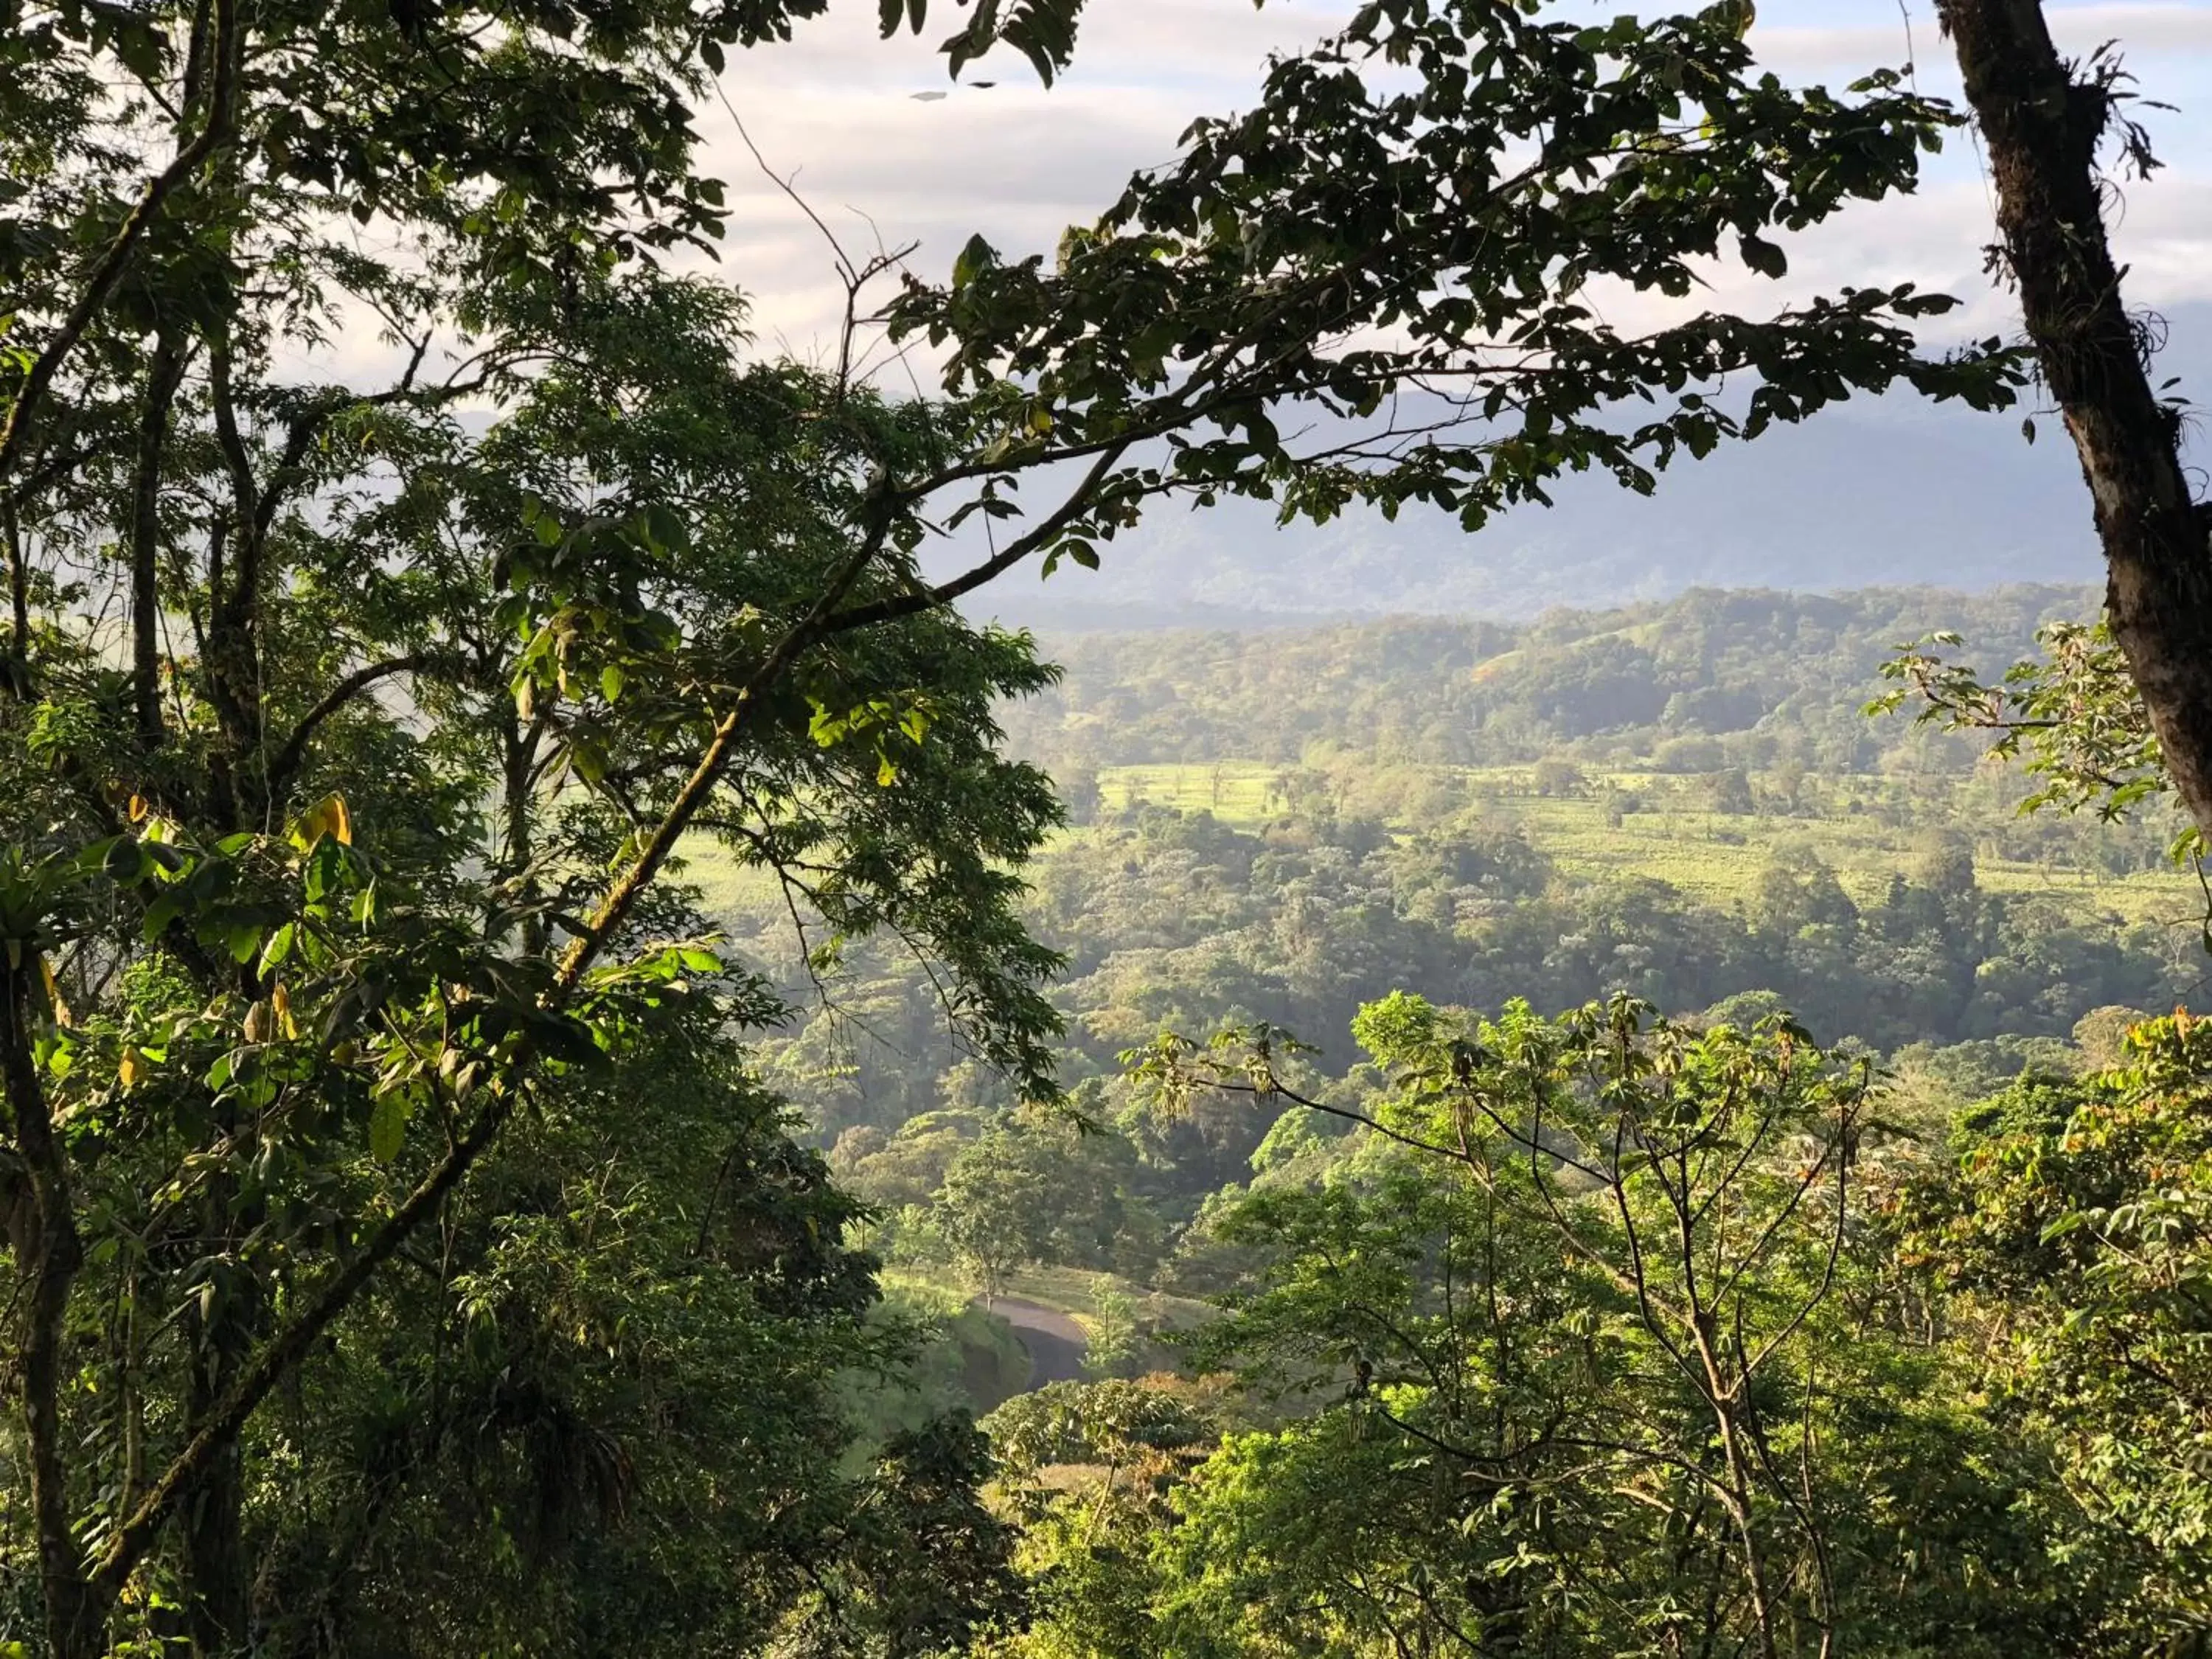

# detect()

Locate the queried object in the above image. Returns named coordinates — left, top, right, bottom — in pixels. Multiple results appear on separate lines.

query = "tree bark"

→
left=130, top=336, right=189, bottom=747
left=0, top=959, right=101, bottom=1659
left=181, top=1302, right=253, bottom=1655
left=204, top=342, right=265, bottom=832
left=504, top=708, right=548, bottom=957
left=2, top=498, right=28, bottom=684
left=1938, top=0, right=2212, bottom=837
left=176, top=1094, right=264, bottom=1655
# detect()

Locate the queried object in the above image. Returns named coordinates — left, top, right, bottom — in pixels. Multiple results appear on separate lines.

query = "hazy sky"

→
left=703, top=0, right=2212, bottom=369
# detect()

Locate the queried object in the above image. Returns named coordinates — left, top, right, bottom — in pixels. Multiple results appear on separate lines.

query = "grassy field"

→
left=1104, top=762, right=1280, bottom=825
left=668, top=762, right=2202, bottom=939
left=883, top=1262, right=1212, bottom=1333
left=1100, top=761, right=2204, bottom=928
left=668, top=835, right=785, bottom=920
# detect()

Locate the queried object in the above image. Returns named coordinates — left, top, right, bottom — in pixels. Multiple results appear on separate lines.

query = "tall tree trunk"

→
left=177, top=1068, right=265, bottom=1652
left=181, top=1305, right=253, bottom=1655
left=2, top=498, right=29, bottom=687
left=130, top=336, right=189, bottom=748
left=1938, top=0, right=2212, bottom=837
left=204, top=341, right=265, bottom=833
left=504, top=709, right=548, bottom=957
left=0, top=959, right=101, bottom=1659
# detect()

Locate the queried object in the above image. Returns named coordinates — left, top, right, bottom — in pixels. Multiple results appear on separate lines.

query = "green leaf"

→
left=142, top=892, right=184, bottom=942
left=259, top=922, right=296, bottom=975
left=2039, top=1210, right=2092, bottom=1244
left=369, top=1091, right=410, bottom=1164
left=953, top=234, right=998, bottom=288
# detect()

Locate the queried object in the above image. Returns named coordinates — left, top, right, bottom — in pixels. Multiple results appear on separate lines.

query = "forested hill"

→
left=720, top=578, right=2196, bottom=1150
left=1001, top=583, right=2101, bottom=772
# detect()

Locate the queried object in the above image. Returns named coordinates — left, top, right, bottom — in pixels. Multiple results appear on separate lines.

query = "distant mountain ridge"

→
left=996, top=584, right=2106, bottom=773
left=956, top=307, right=2210, bottom=633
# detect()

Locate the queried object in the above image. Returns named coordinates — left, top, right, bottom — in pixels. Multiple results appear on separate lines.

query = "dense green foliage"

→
left=0, top=0, right=1081, bottom=1637
left=740, top=592, right=2195, bottom=1194
left=0, top=269, right=1062, bottom=1652
left=0, top=0, right=2196, bottom=1644
left=970, top=1000, right=2212, bottom=1658
left=1901, top=1018, right=2212, bottom=1636
left=751, top=590, right=2212, bottom=1659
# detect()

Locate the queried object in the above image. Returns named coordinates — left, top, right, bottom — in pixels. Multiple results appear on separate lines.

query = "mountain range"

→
left=953, top=305, right=2211, bottom=632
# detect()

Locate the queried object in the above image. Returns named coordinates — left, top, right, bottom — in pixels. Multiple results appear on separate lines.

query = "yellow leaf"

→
left=127, top=794, right=149, bottom=823
left=118, top=1048, right=144, bottom=1089
left=297, top=793, right=353, bottom=847
left=38, top=955, right=71, bottom=1027
left=271, top=983, right=298, bottom=1040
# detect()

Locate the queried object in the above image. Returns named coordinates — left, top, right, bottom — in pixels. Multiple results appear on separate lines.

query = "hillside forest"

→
left=6, top=0, right=2212, bottom=1655
left=700, top=585, right=2212, bottom=1657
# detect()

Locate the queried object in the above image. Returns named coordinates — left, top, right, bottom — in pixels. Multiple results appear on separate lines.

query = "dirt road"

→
left=990, top=1296, right=1089, bottom=1388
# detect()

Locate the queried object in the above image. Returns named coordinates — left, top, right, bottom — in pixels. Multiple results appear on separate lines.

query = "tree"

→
left=1902, top=1011, right=2212, bottom=1644
left=1753, top=842, right=1858, bottom=935
left=978, top=1378, right=1218, bottom=1659
left=1528, top=758, right=1586, bottom=799
left=1874, top=621, right=2188, bottom=857
left=934, top=1128, right=1054, bottom=1310
left=932, top=1120, right=1140, bottom=1307
left=0, top=274, right=1065, bottom=1652
left=1705, top=762, right=1757, bottom=814
left=785, top=1413, right=1026, bottom=1659
left=0, top=0, right=2048, bottom=1646
left=0, top=133, right=1068, bottom=1659
left=1080, top=1287, right=1139, bottom=1381
left=1909, top=827, right=1979, bottom=897
left=227, top=996, right=1009, bottom=1655
left=893, top=0, right=2018, bottom=594
left=1933, top=0, right=2212, bottom=844
left=1111, top=997, right=2107, bottom=1657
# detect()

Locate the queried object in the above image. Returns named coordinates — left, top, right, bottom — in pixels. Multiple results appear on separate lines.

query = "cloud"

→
left=701, top=2, right=1346, bottom=353
left=1757, top=2, right=2212, bottom=72
left=700, top=0, right=2212, bottom=359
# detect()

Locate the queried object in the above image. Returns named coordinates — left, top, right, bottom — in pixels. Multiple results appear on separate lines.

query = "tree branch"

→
left=2, top=498, right=28, bottom=690
left=0, top=0, right=239, bottom=492
left=264, top=653, right=456, bottom=803
left=129, top=337, right=189, bottom=747
left=824, top=444, right=1129, bottom=634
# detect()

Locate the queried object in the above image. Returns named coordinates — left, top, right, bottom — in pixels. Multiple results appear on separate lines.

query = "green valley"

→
left=7, top=0, right=2212, bottom=1649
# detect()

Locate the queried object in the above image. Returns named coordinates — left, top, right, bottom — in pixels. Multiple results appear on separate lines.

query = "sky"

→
left=702, top=0, right=2212, bottom=365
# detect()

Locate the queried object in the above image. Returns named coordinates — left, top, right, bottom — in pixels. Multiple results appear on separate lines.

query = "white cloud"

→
left=700, top=0, right=2212, bottom=359
left=1757, top=2, right=2212, bottom=72
left=701, top=3, right=1345, bottom=354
